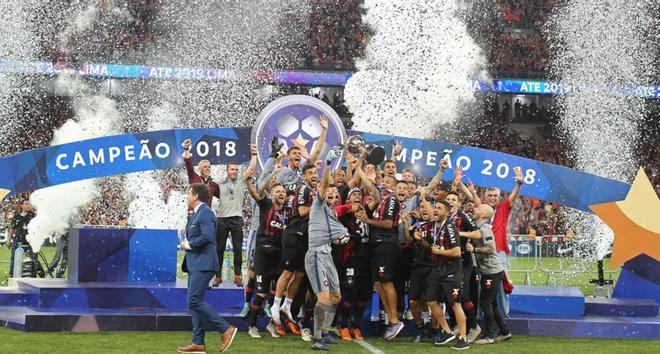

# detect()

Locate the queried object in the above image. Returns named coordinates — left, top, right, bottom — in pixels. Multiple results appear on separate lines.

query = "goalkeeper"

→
left=305, top=146, right=359, bottom=351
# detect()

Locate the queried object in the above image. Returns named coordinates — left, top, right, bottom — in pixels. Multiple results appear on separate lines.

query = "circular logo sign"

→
left=516, top=243, right=533, bottom=255
left=251, top=95, right=347, bottom=169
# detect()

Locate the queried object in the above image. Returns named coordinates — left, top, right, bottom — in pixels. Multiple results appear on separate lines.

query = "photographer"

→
left=6, top=199, right=36, bottom=277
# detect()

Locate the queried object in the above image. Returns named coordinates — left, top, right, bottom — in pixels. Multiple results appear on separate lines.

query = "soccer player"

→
left=393, top=180, right=415, bottom=321
left=271, top=116, right=329, bottom=325
left=336, top=164, right=378, bottom=341
left=355, top=178, right=403, bottom=340
left=271, top=163, right=319, bottom=326
left=406, top=204, right=435, bottom=343
left=306, top=150, right=355, bottom=351
left=244, top=165, right=288, bottom=339
left=446, top=189, right=482, bottom=342
left=468, top=204, right=512, bottom=344
left=276, top=115, right=328, bottom=192
left=423, top=200, right=469, bottom=350
left=240, top=140, right=284, bottom=317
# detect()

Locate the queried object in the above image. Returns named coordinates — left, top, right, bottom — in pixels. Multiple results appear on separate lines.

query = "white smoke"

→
left=344, top=0, right=488, bottom=138
left=124, top=172, right=188, bottom=230
left=124, top=103, right=187, bottom=230
left=547, top=1, right=658, bottom=260
left=27, top=80, right=122, bottom=251
left=26, top=0, right=125, bottom=251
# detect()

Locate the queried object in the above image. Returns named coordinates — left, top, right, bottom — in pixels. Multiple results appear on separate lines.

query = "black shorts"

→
left=281, top=232, right=307, bottom=272
left=339, top=257, right=371, bottom=291
left=460, top=262, right=475, bottom=302
left=423, top=267, right=463, bottom=305
left=408, top=265, right=433, bottom=301
left=370, top=242, right=399, bottom=283
left=253, top=245, right=282, bottom=294
left=394, top=247, right=414, bottom=294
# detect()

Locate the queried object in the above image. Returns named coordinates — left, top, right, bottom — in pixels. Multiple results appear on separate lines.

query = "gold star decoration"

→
left=291, top=133, right=311, bottom=159
left=589, top=168, right=660, bottom=268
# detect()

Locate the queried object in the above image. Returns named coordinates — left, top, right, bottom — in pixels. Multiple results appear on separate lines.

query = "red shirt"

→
left=184, top=156, right=220, bottom=207
left=492, top=198, right=512, bottom=255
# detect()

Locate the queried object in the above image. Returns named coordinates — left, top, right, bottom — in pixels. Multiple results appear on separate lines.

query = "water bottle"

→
left=223, top=258, right=232, bottom=281
left=13, top=246, right=24, bottom=278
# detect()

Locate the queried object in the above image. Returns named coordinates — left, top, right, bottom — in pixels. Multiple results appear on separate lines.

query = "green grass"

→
left=0, top=328, right=657, bottom=353
left=2, top=247, right=620, bottom=296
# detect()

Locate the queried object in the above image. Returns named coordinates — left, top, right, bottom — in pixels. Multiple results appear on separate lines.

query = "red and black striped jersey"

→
left=412, top=221, right=435, bottom=266
left=431, top=219, right=461, bottom=275
left=285, top=183, right=316, bottom=232
left=256, top=197, right=288, bottom=247
left=368, top=196, right=400, bottom=244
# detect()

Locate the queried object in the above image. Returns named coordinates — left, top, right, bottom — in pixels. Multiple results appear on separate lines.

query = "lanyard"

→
left=433, top=220, right=446, bottom=245
left=275, top=207, right=287, bottom=225
left=225, top=179, right=235, bottom=195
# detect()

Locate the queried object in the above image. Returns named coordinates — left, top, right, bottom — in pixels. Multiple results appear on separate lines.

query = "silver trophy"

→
left=345, top=135, right=366, bottom=154
left=442, top=149, right=453, bottom=162
left=345, top=135, right=386, bottom=166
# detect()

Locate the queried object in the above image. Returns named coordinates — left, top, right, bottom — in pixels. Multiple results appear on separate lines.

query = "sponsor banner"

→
left=0, top=96, right=632, bottom=214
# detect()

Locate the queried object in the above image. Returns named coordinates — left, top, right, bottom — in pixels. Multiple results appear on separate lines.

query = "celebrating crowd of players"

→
left=184, top=116, right=522, bottom=351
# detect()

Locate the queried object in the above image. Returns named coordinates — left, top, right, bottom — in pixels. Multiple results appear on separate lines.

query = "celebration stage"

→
left=1, top=96, right=658, bottom=340
left=0, top=277, right=658, bottom=339
left=1, top=226, right=657, bottom=339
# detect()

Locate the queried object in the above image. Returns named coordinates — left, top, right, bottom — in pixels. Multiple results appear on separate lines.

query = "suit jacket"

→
left=184, top=156, right=220, bottom=208
left=182, top=203, right=220, bottom=273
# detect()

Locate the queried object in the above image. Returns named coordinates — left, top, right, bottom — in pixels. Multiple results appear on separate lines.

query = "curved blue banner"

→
left=0, top=127, right=630, bottom=213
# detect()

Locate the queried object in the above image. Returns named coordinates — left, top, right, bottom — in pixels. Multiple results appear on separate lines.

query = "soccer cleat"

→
left=269, top=304, right=280, bottom=324
left=284, top=319, right=301, bottom=335
left=322, top=333, right=341, bottom=345
left=433, top=330, right=456, bottom=346
left=248, top=326, right=261, bottom=339
left=275, top=325, right=286, bottom=336
left=350, top=328, right=364, bottom=341
left=383, top=321, right=405, bottom=341
left=498, top=332, right=512, bottom=342
left=239, top=302, right=250, bottom=318
left=266, top=322, right=280, bottom=338
left=451, top=325, right=459, bottom=335
left=311, top=339, right=331, bottom=351
left=451, top=337, right=470, bottom=350
left=467, top=324, right=481, bottom=343
left=474, top=337, right=495, bottom=345
left=339, top=327, right=352, bottom=341
left=301, top=328, right=313, bottom=342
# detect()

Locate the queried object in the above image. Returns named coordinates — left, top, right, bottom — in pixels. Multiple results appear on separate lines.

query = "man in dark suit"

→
left=178, top=184, right=237, bottom=353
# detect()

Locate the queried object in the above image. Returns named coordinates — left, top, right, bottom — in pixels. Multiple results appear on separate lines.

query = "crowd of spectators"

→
left=303, top=0, right=369, bottom=69
left=42, top=0, right=558, bottom=74
left=2, top=0, right=658, bottom=240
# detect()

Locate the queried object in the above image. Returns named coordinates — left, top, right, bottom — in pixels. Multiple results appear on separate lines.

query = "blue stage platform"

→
left=0, top=278, right=657, bottom=339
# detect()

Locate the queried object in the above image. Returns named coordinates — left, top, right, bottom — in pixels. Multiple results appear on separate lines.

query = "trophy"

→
left=345, top=135, right=366, bottom=154
left=365, top=144, right=386, bottom=166
left=345, top=135, right=386, bottom=166
left=442, top=149, right=453, bottom=162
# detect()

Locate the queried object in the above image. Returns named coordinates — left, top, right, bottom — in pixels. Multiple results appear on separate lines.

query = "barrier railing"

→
left=508, top=234, right=540, bottom=285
